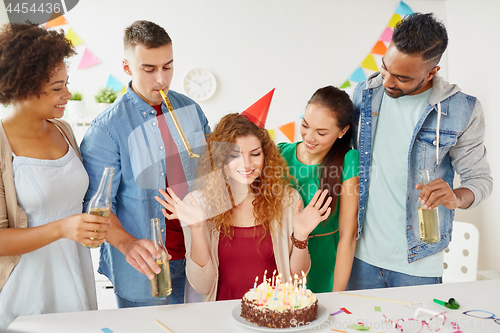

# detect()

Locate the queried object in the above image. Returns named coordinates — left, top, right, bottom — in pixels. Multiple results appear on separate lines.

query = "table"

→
left=9, top=279, right=500, bottom=333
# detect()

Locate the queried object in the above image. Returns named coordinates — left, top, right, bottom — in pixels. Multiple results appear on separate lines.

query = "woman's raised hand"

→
left=292, top=189, right=332, bottom=240
left=155, top=188, right=178, bottom=220
left=157, top=188, right=206, bottom=227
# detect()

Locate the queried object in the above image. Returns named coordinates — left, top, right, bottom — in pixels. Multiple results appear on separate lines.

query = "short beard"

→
left=385, top=76, right=426, bottom=99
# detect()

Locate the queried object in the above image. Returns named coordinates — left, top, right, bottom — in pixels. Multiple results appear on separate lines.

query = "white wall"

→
left=446, top=0, right=500, bottom=272
left=1, top=1, right=497, bottom=271
left=0, top=0, right=446, bottom=127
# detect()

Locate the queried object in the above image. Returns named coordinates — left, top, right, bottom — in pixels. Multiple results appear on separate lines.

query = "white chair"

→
left=442, top=221, right=479, bottom=283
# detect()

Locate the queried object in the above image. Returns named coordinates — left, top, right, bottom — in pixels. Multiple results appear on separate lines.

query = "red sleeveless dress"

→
left=216, top=226, right=277, bottom=301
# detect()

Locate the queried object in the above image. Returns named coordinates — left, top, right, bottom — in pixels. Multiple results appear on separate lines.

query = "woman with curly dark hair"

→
left=156, top=113, right=332, bottom=301
left=0, top=23, right=110, bottom=327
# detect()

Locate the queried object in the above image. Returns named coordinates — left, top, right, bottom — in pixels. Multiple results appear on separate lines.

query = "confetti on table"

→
left=348, top=324, right=370, bottom=331
left=331, top=329, right=347, bottom=333
left=330, top=309, right=344, bottom=316
left=101, top=328, right=113, bottom=333
left=374, top=306, right=381, bottom=312
left=340, top=307, right=352, bottom=314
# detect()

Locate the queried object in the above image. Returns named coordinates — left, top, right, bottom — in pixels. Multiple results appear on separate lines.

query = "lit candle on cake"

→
left=303, top=276, right=307, bottom=296
left=294, top=274, right=298, bottom=290
left=272, top=269, right=276, bottom=287
left=285, top=282, right=289, bottom=305
left=273, top=285, right=278, bottom=300
left=277, top=273, right=281, bottom=289
left=263, top=270, right=267, bottom=287
left=254, top=276, right=258, bottom=292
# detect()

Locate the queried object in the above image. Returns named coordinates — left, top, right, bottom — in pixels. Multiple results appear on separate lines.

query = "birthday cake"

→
left=240, top=276, right=318, bottom=328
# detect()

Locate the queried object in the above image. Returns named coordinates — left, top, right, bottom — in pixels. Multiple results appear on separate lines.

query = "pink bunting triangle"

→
left=379, top=27, right=393, bottom=42
left=77, top=48, right=100, bottom=69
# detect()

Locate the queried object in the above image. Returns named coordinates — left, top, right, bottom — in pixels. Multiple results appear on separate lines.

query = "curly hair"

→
left=0, top=23, right=76, bottom=105
left=392, top=13, right=448, bottom=67
left=194, top=113, right=294, bottom=239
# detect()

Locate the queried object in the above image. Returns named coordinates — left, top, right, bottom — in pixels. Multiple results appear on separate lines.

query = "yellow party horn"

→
left=159, top=90, right=199, bottom=159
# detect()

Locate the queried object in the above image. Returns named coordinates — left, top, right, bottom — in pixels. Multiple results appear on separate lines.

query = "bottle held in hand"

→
left=83, top=166, right=114, bottom=248
left=150, top=217, right=172, bottom=297
left=417, top=169, right=440, bottom=244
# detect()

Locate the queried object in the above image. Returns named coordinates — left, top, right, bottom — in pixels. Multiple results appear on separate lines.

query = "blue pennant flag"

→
left=395, top=1, right=413, bottom=16
left=106, top=75, right=123, bottom=92
left=349, top=67, right=367, bottom=83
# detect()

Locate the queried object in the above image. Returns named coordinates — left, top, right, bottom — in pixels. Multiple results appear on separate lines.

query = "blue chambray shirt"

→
left=81, top=83, right=210, bottom=302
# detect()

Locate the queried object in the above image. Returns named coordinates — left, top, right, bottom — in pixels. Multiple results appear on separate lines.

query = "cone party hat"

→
left=240, top=88, right=275, bottom=128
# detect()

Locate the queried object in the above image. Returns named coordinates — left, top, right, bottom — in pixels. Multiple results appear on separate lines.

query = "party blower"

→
left=159, top=89, right=199, bottom=159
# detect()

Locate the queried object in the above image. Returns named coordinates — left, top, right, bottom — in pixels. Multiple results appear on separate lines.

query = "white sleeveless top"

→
left=0, top=133, right=97, bottom=328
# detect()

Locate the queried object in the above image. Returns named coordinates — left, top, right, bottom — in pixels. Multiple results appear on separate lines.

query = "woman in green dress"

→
left=278, top=86, right=359, bottom=292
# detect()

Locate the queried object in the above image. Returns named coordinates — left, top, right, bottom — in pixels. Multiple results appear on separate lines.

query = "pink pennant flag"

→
left=77, top=48, right=100, bottom=69
left=379, top=27, right=393, bottom=42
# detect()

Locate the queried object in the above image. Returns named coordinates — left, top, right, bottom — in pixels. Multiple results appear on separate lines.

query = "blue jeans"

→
left=168, top=258, right=186, bottom=304
left=115, top=258, right=186, bottom=308
left=347, top=257, right=442, bottom=290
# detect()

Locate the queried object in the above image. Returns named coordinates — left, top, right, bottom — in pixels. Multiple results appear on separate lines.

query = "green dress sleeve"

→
left=341, top=149, right=359, bottom=182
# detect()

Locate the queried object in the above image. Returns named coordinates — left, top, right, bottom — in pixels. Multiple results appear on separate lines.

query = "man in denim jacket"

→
left=81, top=21, right=210, bottom=307
left=348, top=13, right=492, bottom=289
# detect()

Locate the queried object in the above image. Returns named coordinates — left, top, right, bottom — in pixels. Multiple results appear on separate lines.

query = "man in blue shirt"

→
left=81, top=20, right=210, bottom=307
left=349, top=13, right=492, bottom=289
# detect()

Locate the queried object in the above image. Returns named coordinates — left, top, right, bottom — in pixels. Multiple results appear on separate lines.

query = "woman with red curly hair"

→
left=156, top=113, right=331, bottom=301
left=0, top=23, right=110, bottom=327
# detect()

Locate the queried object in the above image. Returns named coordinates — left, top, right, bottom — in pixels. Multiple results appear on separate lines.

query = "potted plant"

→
left=95, top=88, right=118, bottom=113
left=66, top=91, right=85, bottom=119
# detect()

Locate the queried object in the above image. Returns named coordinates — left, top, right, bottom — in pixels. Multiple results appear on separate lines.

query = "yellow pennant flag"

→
left=388, top=14, right=402, bottom=28
left=66, top=28, right=83, bottom=46
left=361, top=54, right=379, bottom=72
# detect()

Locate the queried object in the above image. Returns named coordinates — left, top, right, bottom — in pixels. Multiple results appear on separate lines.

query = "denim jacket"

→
left=353, top=73, right=492, bottom=263
left=81, top=83, right=210, bottom=302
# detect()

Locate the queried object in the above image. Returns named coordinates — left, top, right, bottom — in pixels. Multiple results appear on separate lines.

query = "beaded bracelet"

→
left=291, top=232, right=308, bottom=250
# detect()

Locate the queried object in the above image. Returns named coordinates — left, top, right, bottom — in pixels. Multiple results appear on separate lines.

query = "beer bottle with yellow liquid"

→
left=150, top=218, right=172, bottom=297
left=417, top=169, right=440, bottom=243
left=82, top=166, right=114, bottom=248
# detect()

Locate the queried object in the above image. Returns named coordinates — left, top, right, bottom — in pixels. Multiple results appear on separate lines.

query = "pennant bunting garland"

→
left=279, top=122, right=295, bottom=143
left=388, top=14, right=402, bottom=28
left=271, top=1, right=414, bottom=143
left=77, top=48, right=100, bottom=69
left=371, top=41, right=388, bottom=55
left=45, top=14, right=67, bottom=28
left=361, top=54, right=379, bottom=72
left=66, top=28, right=83, bottom=46
left=395, top=1, right=413, bottom=16
left=267, top=129, right=275, bottom=141
left=338, top=0, right=413, bottom=97
left=349, top=67, right=367, bottom=83
left=121, top=86, right=127, bottom=95
left=379, top=27, right=394, bottom=43
left=106, top=75, right=124, bottom=92
left=339, top=80, right=351, bottom=89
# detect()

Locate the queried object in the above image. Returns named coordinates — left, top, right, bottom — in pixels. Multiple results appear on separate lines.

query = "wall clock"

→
left=183, top=68, right=217, bottom=102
